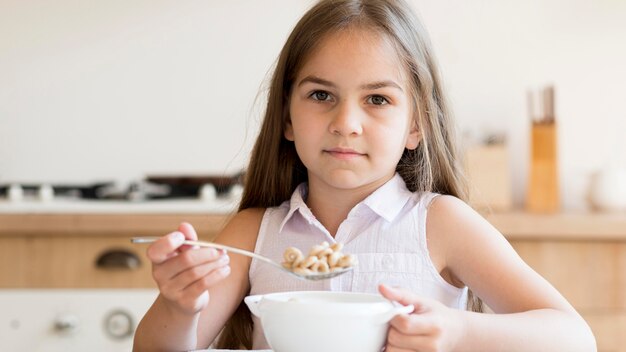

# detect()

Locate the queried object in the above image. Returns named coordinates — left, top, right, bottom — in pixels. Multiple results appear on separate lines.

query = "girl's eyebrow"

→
left=298, top=75, right=336, bottom=88
left=298, top=75, right=403, bottom=92
left=361, top=80, right=403, bottom=92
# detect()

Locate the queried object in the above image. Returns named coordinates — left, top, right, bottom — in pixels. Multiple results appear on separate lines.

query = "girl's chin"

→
left=310, top=170, right=391, bottom=191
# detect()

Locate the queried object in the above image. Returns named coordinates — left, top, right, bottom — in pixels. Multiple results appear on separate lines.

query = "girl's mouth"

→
left=324, top=147, right=365, bottom=160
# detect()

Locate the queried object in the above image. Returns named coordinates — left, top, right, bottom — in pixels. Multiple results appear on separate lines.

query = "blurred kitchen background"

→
left=1, top=1, right=625, bottom=351
left=2, top=0, right=626, bottom=209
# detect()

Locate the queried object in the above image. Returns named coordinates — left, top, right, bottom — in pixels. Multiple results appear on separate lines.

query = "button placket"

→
left=334, top=219, right=352, bottom=245
left=381, top=254, right=394, bottom=270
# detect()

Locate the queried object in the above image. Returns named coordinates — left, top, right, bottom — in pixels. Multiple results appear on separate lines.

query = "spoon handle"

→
left=130, top=236, right=284, bottom=270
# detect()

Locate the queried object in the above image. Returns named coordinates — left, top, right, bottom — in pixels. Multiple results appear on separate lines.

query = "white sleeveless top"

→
left=248, top=173, right=468, bottom=349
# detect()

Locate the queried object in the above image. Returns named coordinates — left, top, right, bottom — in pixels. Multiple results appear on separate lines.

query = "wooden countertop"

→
left=0, top=213, right=233, bottom=237
left=484, top=211, right=626, bottom=240
left=2, top=210, right=626, bottom=240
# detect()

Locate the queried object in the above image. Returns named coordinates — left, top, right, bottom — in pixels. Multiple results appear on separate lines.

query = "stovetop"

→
left=0, top=173, right=243, bottom=200
left=0, top=174, right=244, bottom=214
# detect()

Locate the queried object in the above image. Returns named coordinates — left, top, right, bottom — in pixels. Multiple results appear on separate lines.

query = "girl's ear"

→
left=405, top=120, right=421, bottom=150
left=284, top=119, right=295, bottom=141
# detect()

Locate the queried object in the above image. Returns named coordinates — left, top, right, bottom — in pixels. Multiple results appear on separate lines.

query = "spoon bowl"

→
left=130, top=236, right=353, bottom=281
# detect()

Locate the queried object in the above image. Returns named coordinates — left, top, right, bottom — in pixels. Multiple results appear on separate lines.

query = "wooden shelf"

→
left=485, top=211, right=626, bottom=240
left=4, top=210, right=626, bottom=240
left=0, top=213, right=231, bottom=237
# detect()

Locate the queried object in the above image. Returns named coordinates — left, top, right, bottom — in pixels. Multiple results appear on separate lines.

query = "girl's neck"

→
left=305, top=175, right=393, bottom=236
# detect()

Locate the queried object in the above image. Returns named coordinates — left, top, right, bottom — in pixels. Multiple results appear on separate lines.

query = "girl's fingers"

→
left=146, top=231, right=186, bottom=264
left=177, top=222, right=199, bottom=252
left=147, top=222, right=215, bottom=267
left=183, top=264, right=231, bottom=298
left=384, top=345, right=413, bottom=352
left=146, top=222, right=231, bottom=314
left=158, top=253, right=230, bottom=297
left=178, top=222, right=198, bottom=240
left=172, top=253, right=230, bottom=289
left=379, top=284, right=427, bottom=311
left=379, top=283, right=410, bottom=304
left=389, top=313, right=437, bottom=335
left=387, top=325, right=435, bottom=350
left=153, top=246, right=223, bottom=282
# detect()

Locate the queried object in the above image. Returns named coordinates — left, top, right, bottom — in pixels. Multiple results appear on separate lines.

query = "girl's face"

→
left=286, top=28, right=420, bottom=192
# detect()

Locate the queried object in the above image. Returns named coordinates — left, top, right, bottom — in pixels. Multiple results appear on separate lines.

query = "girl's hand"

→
left=146, top=222, right=231, bottom=316
left=379, top=284, right=465, bottom=352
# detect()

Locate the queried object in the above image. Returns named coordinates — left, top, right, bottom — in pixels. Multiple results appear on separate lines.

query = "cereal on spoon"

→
left=282, top=241, right=357, bottom=276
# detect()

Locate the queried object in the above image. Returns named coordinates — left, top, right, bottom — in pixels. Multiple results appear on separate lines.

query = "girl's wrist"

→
left=158, top=294, right=203, bottom=322
left=450, top=308, right=471, bottom=351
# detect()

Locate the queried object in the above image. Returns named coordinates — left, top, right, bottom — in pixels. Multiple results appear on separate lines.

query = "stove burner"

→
left=0, top=172, right=244, bottom=201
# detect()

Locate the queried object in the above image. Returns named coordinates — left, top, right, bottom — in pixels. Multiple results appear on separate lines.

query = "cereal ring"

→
left=328, top=252, right=342, bottom=267
left=291, top=257, right=304, bottom=269
left=330, top=243, right=343, bottom=252
left=311, top=260, right=330, bottom=273
left=337, top=254, right=357, bottom=268
left=316, top=247, right=333, bottom=259
left=308, top=244, right=326, bottom=257
left=293, top=267, right=314, bottom=276
left=301, top=255, right=319, bottom=268
left=283, top=247, right=303, bottom=263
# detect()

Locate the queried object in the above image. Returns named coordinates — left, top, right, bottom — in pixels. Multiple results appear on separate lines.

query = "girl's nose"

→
left=328, top=100, right=363, bottom=136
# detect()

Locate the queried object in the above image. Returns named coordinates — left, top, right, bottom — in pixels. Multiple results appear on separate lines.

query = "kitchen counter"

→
left=3, top=207, right=626, bottom=240
left=484, top=210, right=626, bottom=240
left=1, top=209, right=624, bottom=350
left=0, top=198, right=238, bottom=214
left=0, top=199, right=237, bottom=237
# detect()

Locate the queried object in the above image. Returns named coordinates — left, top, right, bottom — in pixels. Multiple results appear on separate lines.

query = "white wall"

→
left=1, top=0, right=625, bottom=209
left=0, top=0, right=310, bottom=181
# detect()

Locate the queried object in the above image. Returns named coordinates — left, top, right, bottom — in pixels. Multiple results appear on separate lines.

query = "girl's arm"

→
left=382, top=196, right=596, bottom=352
left=132, top=208, right=264, bottom=352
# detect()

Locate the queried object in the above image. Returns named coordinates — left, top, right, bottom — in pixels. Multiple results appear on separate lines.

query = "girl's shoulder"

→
left=426, top=194, right=471, bottom=214
left=214, top=208, right=266, bottom=251
left=425, top=194, right=513, bottom=285
left=234, top=207, right=267, bottom=222
left=426, top=195, right=489, bottom=239
left=230, top=207, right=267, bottom=231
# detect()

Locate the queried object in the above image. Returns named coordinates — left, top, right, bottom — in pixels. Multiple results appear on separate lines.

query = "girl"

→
left=133, top=0, right=596, bottom=351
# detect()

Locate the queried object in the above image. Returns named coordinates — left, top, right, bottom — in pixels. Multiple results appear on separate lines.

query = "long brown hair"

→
left=217, top=0, right=480, bottom=349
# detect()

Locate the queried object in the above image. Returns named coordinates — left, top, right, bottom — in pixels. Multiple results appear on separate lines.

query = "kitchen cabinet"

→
left=486, top=211, right=626, bottom=352
left=0, top=214, right=230, bottom=288
left=1, top=211, right=625, bottom=351
left=0, top=213, right=232, bottom=352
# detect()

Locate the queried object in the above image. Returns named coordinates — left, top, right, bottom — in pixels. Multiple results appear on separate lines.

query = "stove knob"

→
left=230, top=184, right=244, bottom=200
left=104, top=309, right=134, bottom=339
left=8, top=184, right=23, bottom=202
left=38, top=184, right=54, bottom=202
left=54, top=313, right=80, bottom=335
left=200, top=184, right=217, bottom=201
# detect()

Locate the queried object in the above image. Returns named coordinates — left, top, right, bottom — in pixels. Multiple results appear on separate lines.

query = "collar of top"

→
left=278, top=173, right=413, bottom=233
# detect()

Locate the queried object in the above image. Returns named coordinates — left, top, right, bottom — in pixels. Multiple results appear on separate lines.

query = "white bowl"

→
left=244, top=291, right=413, bottom=352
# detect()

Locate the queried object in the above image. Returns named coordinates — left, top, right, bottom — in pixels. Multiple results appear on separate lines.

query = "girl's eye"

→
left=368, top=95, right=389, bottom=105
left=310, top=91, right=331, bottom=101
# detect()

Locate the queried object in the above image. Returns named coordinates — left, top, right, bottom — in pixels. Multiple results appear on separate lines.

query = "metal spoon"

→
left=131, top=236, right=353, bottom=281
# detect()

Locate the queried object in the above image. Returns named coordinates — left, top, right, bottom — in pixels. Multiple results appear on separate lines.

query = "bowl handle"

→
left=376, top=303, right=414, bottom=324
left=244, top=295, right=263, bottom=317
